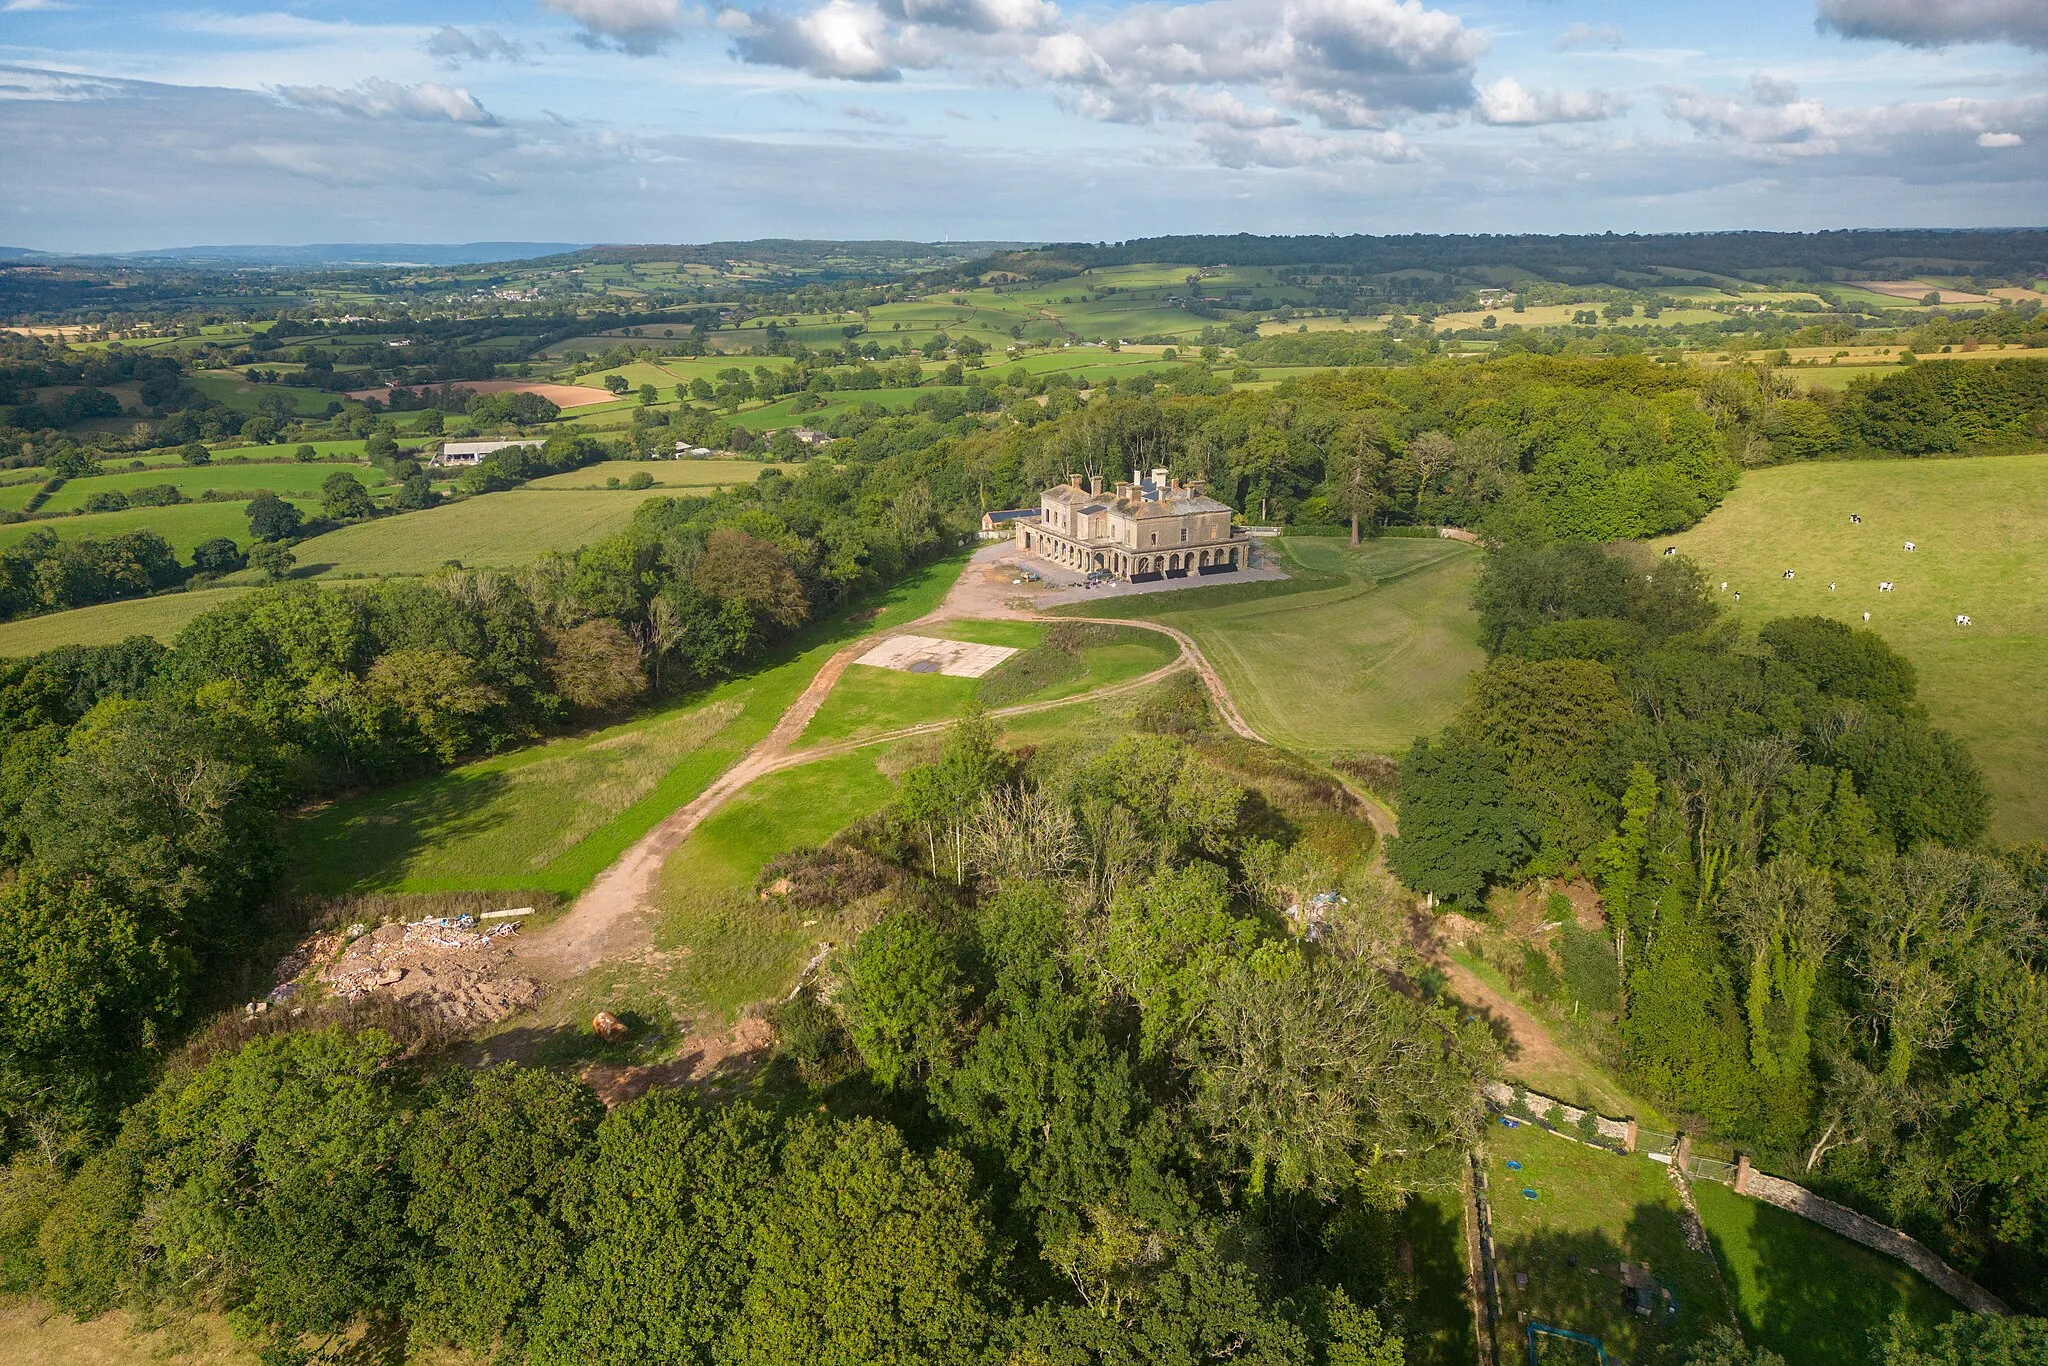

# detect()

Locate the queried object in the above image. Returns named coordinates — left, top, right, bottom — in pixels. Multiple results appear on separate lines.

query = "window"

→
left=1149, top=532, right=1157, bottom=545
left=1179, top=527, right=1188, bottom=543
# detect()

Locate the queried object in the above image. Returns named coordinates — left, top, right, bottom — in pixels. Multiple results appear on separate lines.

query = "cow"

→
left=1879, top=581, right=1895, bottom=592
left=1904, top=541, right=1916, bottom=552
left=1956, top=615, right=1972, bottom=626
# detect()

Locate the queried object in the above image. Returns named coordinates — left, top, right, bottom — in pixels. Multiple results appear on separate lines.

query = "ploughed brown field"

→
left=345, top=379, right=615, bottom=407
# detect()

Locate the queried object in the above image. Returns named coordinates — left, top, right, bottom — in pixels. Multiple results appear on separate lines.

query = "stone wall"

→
left=1478, top=1078, right=2009, bottom=1317
left=1737, top=1162, right=2009, bottom=1316
left=1480, top=1080, right=1635, bottom=1149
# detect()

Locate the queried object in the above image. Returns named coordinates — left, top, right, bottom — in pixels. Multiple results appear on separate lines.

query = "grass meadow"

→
left=1692, top=1179, right=1956, bottom=1364
left=286, top=550, right=974, bottom=898
left=0, top=586, right=256, bottom=656
left=1666, top=452, right=2048, bottom=842
left=291, top=489, right=659, bottom=578
left=1072, top=535, right=1485, bottom=758
left=521, top=459, right=788, bottom=491
left=39, top=461, right=392, bottom=513
left=0, top=498, right=318, bottom=557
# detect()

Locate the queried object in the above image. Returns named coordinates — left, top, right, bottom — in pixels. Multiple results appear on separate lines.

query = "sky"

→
left=1, top=0, right=2044, bottom=252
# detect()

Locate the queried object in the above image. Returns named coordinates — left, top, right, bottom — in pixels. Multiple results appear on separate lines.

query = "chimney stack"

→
left=1090, top=473, right=1103, bottom=496
left=1153, top=466, right=1170, bottom=491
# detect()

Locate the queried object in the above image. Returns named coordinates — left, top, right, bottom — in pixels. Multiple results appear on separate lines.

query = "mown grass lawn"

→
left=285, top=550, right=973, bottom=898
left=1073, top=535, right=1484, bottom=758
left=650, top=751, right=902, bottom=1022
left=1666, top=452, right=2048, bottom=841
left=1691, top=1178, right=1956, bottom=1365
left=794, top=619, right=1180, bottom=747
left=1485, top=1119, right=1733, bottom=1362
left=522, top=459, right=789, bottom=490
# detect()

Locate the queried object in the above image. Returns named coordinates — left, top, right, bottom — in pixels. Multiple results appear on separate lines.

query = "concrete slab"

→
left=857, top=634, right=1020, bottom=678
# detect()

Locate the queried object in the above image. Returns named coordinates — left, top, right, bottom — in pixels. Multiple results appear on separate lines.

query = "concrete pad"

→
left=857, top=633, right=1020, bottom=678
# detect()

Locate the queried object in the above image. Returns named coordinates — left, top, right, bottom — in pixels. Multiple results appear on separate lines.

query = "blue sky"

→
left=2, top=0, right=2043, bottom=251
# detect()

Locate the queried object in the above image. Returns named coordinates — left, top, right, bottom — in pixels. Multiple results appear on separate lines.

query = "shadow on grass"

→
left=1702, top=1182, right=1955, bottom=1366
left=292, top=766, right=518, bottom=896
left=1497, top=1205, right=1722, bottom=1360
left=1403, top=1191, right=1480, bottom=1366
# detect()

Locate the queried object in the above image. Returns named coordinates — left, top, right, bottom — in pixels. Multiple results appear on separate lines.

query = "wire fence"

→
left=1692, top=1157, right=1739, bottom=1186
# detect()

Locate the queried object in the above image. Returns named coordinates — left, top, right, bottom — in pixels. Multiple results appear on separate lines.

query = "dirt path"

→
left=516, top=553, right=1204, bottom=980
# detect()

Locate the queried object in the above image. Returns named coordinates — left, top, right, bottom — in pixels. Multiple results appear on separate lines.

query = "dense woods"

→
left=1392, top=542, right=2045, bottom=1312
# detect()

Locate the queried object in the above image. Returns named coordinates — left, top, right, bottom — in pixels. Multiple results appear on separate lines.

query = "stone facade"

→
left=1015, top=467, right=1247, bottom=580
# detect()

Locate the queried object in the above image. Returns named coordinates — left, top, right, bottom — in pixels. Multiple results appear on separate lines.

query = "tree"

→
left=722, top=1118, right=998, bottom=1366
left=244, top=491, right=302, bottom=541
left=293, top=443, right=317, bottom=462
left=1195, top=953, right=1490, bottom=1198
left=692, top=529, right=810, bottom=630
left=407, top=1066, right=602, bottom=1357
left=178, top=442, right=210, bottom=467
left=543, top=619, right=644, bottom=711
left=1101, top=862, right=1262, bottom=1060
left=638, top=382, right=658, bottom=406
left=393, top=471, right=436, bottom=510
left=248, top=540, right=296, bottom=581
left=189, top=537, right=244, bottom=575
left=839, top=907, right=967, bottom=1087
left=0, top=867, right=187, bottom=1127
left=1390, top=734, right=1534, bottom=905
left=530, top=1096, right=777, bottom=1366
left=321, top=470, right=375, bottom=520
left=1323, top=417, right=1390, bottom=545
left=140, top=1028, right=416, bottom=1352
left=1879, top=1311, right=2048, bottom=1365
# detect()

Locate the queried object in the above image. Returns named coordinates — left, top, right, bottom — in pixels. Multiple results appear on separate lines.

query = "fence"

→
left=1482, top=1080, right=2009, bottom=1317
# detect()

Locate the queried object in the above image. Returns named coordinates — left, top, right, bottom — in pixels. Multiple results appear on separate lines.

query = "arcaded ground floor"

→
left=1015, top=526, right=1253, bottom=580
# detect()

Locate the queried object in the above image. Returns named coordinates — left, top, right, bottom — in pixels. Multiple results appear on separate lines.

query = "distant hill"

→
left=0, top=247, right=44, bottom=261
left=109, top=243, right=589, bottom=268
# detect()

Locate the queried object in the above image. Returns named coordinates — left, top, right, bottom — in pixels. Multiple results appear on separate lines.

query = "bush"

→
left=1332, top=753, right=1400, bottom=797
left=757, top=844, right=895, bottom=912
left=1558, top=921, right=1620, bottom=1012
left=178, top=442, right=209, bottom=467
left=975, top=643, right=1084, bottom=706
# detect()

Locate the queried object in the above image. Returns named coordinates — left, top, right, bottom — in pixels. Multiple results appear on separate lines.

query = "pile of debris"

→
left=272, top=914, right=544, bottom=1029
left=1285, top=890, right=1347, bottom=943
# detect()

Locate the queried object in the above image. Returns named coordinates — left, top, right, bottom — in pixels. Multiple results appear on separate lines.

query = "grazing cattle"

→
left=1863, top=612, right=1871, bottom=622
left=1904, top=541, right=1916, bottom=551
left=1720, top=581, right=1728, bottom=591
left=1850, top=514, right=1862, bottom=524
left=1783, top=570, right=1795, bottom=579
left=1829, top=582, right=1836, bottom=591
left=1879, top=581, right=1894, bottom=592
left=1733, top=592, right=1741, bottom=601
left=1663, top=546, right=1677, bottom=556
left=1956, top=614, right=1972, bottom=626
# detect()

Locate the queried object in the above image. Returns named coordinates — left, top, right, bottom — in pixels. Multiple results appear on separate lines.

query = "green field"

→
left=287, top=551, right=973, bottom=897
left=1667, top=452, right=2048, bottom=841
left=522, top=459, right=789, bottom=491
left=1692, top=1179, right=1955, bottom=1364
left=0, top=498, right=316, bottom=556
left=0, top=586, right=256, bottom=656
left=40, top=461, right=390, bottom=513
left=187, top=372, right=344, bottom=415
left=1486, top=1120, right=1733, bottom=1360
left=291, top=489, right=659, bottom=577
left=1076, top=536, right=1484, bottom=757
left=794, top=619, right=1178, bottom=746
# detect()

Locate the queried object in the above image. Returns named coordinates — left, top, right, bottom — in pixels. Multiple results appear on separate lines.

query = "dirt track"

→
left=516, top=547, right=1238, bottom=980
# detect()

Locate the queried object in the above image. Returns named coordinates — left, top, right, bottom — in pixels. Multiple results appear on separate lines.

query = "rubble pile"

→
left=295, top=915, right=542, bottom=1028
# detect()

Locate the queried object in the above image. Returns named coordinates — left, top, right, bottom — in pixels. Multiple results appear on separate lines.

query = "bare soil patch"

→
left=345, top=378, right=615, bottom=408
left=580, top=1015, right=774, bottom=1106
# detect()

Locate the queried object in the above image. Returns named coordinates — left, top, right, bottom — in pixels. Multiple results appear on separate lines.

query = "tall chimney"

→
left=1090, top=473, right=1103, bottom=496
left=1153, top=466, right=1169, bottom=490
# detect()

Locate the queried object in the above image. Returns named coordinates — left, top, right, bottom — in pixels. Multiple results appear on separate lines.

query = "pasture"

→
left=39, top=461, right=391, bottom=513
left=1075, top=536, right=1485, bottom=758
left=0, top=585, right=255, bottom=656
left=291, top=489, right=659, bottom=578
left=521, top=459, right=789, bottom=491
left=1666, top=452, right=2048, bottom=841
left=0, top=498, right=317, bottom=557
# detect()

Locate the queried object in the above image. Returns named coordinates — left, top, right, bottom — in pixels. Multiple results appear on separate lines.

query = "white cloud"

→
left=732, top=0, right=922, bottom=79
left=841, top=101, right=906, bottom=122
left=1979, top=130, right=2023, bottom=146
left=1, top=0, right=73, bottom=11
left=1477, top=77, right=1626, bottom=125
left=277, top=78, right=496, bottom=125
left=1666, top=82, right=2048, bottom=161
left=1555, top=23, right=1624, bottom=51
left=1749, top=74, right=1799, bottom=107
left=540, top=0, right=686, bottom=55
left=426, top=27, right=530, bottom=66
left=881, top=0, right=1057, bottom=34
left=1816, top=0, right=2048, bottom=51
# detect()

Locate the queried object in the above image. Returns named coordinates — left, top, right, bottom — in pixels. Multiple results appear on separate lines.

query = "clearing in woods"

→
left=1666, top=452, right=2048, bottom=841
left=1069, top=535, right=1485, bottom=758
left=36, top=461, right=394, bottom=513
left=0, top=497, right=318, bottom=557
left=285, top=551, right=975, bottom=898
left=0, top=586, right=256, bottom=656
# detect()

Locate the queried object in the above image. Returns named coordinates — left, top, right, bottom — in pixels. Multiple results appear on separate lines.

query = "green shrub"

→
left=1521, top=945, right=1560, bottom=1000
left=1558, top=921, right=1620, bottom=1012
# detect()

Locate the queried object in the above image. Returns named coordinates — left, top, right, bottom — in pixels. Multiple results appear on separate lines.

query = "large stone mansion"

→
left=1014, top=468, right=1248, bottom=580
